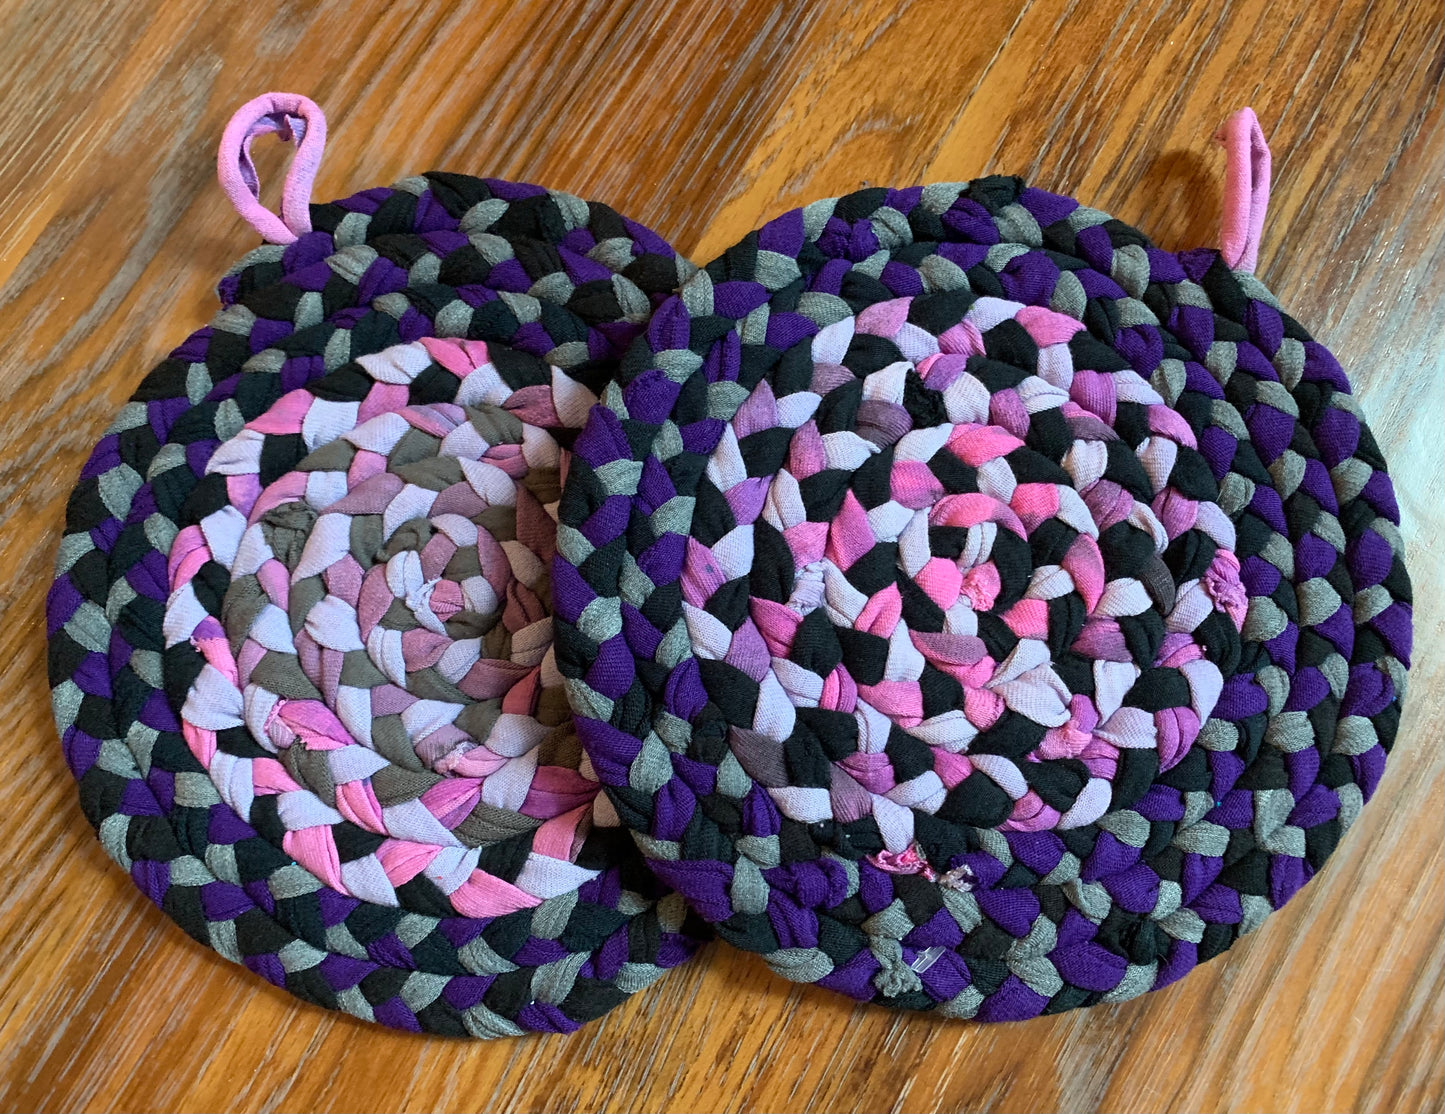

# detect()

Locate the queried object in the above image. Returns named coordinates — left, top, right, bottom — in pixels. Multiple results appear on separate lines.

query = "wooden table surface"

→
left=0, top=2, right=1440, bottom=1112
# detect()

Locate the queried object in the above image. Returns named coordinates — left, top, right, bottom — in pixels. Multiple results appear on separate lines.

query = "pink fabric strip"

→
left=1216, top=107, right=1272, bottom=273
left=217, top=92, right=328, bottom=245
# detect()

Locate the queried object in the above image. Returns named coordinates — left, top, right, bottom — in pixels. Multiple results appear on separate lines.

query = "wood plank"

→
left=0, top=1, right=1439, bottom=1110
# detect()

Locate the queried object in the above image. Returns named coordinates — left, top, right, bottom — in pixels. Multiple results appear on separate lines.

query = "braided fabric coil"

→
left=46, top=172, right=711, bottom=1036
left=553, top=178, right=1413, bottom=1019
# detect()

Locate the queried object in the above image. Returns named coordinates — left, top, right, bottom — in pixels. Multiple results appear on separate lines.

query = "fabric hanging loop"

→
left=1216, top=106, right=1272, bottom=273
left=217, top=91, right=328, bottom=244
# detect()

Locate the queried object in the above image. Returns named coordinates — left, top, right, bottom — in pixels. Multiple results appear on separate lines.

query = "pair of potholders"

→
left=47, top=93, right=1412, bottom=1036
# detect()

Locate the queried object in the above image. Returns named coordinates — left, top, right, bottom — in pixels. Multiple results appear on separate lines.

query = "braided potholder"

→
left=46, top=96, right=708, bottom=1036
left=553, top=167, right=1413, bottom=1017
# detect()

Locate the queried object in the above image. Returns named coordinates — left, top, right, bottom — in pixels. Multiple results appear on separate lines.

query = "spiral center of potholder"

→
left=684, top=296, right=1248, bottom=845
left=164, top=338, right=608, bottom=915
left=275, top=395, right=564, bottom=776
left=278, top=399, right=561, bottom=777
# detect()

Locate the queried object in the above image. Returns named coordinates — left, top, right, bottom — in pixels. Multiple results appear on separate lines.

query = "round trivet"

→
left=48, top=94, right=708, bottom=1035
left=553, top=110, right=1412, bottom=1019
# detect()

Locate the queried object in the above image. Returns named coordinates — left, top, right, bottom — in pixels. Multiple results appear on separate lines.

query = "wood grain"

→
left=0, top=2, right=1440, bottom=1111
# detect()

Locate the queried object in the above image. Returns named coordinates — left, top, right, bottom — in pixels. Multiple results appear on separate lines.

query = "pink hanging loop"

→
left=217, top=92, right=328, bottom=245
left=1215, top=107, right=1272, bottom=273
